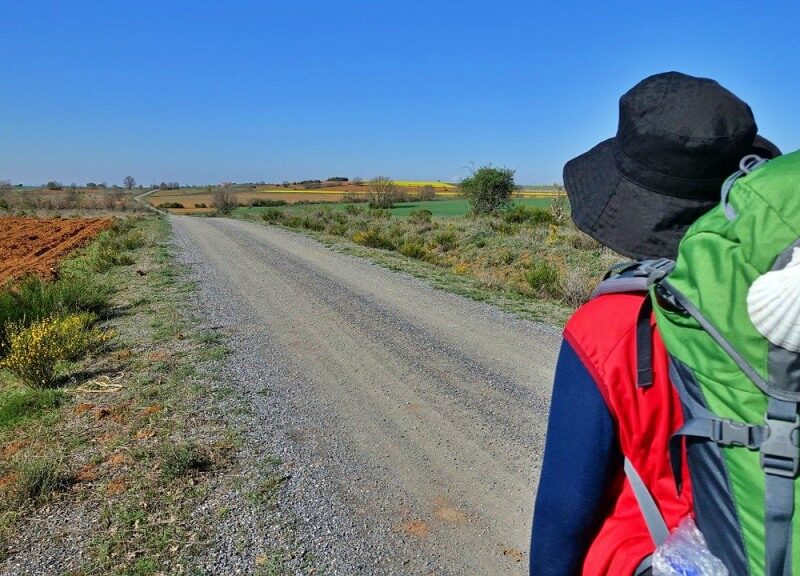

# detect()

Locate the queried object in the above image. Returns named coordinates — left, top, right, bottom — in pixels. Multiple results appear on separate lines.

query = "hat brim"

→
left=563, top=136, right=781, bottom=260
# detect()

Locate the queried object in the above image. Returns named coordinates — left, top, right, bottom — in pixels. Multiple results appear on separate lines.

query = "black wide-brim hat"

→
left=564, top=72, right=781, bottom=261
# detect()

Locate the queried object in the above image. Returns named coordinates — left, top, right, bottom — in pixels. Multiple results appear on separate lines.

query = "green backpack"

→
left=651, top=149, right=800, bottom=575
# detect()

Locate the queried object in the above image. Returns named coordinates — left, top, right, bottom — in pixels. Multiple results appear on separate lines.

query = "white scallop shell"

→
left=747, top=247, right=800, bottom=352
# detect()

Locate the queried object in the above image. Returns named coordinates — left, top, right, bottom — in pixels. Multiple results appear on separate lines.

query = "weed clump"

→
left=161, top=441, right=213, bottom=479
left=12, top=455, right=73, bottom=504
left=525, top=261, right=560, bottom=297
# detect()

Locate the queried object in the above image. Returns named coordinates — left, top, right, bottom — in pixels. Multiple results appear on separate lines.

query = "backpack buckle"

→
left=760, top=413, right=800, bottom=478
left=711, top=418, right=762, bottom=449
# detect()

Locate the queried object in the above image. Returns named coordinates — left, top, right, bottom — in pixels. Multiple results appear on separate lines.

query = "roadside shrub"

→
left=460, top=166, right=516, bottom=214
left=194, top=203, right=207, bottom=208
left=351, top=228, right=394, bottom=250
left=157, top=202, right=184, bottom=209
left=0, top=198, right=8, bottom=211
left=212, top=187, right=238, bottom=214
left=161, top=441, right=213, bottom=479
left=261, top=209, right=285, bottom=223
left=432, top=230, right=459, bottom=252
left=502, top=205, right=554, bottom=225
left=570, top=230, right=602, bottom=251
left=300, top=217, right=325, bottom=232
left=0, top=274, right=112, bottom=344
left=326, top=223, right=348, bottom=236
left=408, top=209, right=433, bottom=225
left=250, top=199, right=287, bottom=207
left=560, top=267, right=595, bottom=307
left=0, top=313, right=112, bottom=388
left=398, top=241, right=427, bottom=259
left=524, top=261, right=560, bottom=297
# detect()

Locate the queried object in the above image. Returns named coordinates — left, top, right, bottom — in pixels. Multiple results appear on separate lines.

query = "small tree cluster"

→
left=0, top=179, right=12, bottom=190
left=460, top=166, right=516, bottom=213
left=45, top=181, right=63, bottom=191
left=159, top=182, right=180, bottom=190
left=123, top=176, right=136, bottom=189
left=367, top=177, right=402, bottom=209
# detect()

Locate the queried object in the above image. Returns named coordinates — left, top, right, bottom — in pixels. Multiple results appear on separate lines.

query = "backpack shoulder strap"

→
left=591, top=258, right=675, bottom=388
left=591, top=258, right=675, bottom=299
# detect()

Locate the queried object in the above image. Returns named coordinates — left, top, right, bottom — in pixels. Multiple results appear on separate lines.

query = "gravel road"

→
left=171, top=216, right=562, bottom=575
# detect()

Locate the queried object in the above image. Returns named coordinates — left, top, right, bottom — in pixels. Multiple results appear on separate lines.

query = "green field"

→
left=236, top=197, right=553, bottom=219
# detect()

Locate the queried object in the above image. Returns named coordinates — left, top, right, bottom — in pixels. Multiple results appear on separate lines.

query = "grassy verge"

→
left=237, top=200, right=620, bottom=326
left=0, top=216, right=299, bottom=574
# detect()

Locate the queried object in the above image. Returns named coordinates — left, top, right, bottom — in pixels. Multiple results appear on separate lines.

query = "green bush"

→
left=524, top=261, right=560, bottom=297
left=250, top=199, right=287, bottom=207
left=408, top=209, right=433, bottom=225
left=502, top=205, right=554, bottom=225
left=398, top=241, right=428, bottom=259
left=351, top=228, right=394, bottom=250
left=157, top=202, right=184, bottom=209
left=299, top=217, right=325, bottom=232
left=261, top=209, right=285, bottom=223
left=1, top=313, right=112, bottom=388
left=432, top=230, right=459, bottom=252
left=344, top=204, right=364, bottom=215
left=460, top=166, right=516, bottom=213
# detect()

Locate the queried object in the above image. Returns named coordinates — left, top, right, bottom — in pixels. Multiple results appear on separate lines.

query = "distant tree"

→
left=326, top=176, right=349, bottom=182
left=351, top=177, right=363, bottom=186
left=418, top=185, right=436, bottom=201
left=367, top=177, right=401, bottom=209
left=86, top=182, right=97, bottom=188
left=46, top=181, right=63, bottom=191
left=123, top=175, right=136, bottom=189
left=97, top=182, right=108, bottom=189
left=69, top=182, right=78, bottom=189
left=460, top=166, right=516, bottom=213
left=0, top=179, right=12, bottom=189
left=212, top=186, right=238, bottom=214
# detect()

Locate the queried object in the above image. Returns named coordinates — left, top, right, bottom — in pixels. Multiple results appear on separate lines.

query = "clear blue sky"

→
left=1, top=0, right=798, bottom=186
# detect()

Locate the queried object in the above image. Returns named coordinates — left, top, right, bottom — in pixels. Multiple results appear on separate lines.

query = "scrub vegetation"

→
left=244, top=193, right=619, bottom=323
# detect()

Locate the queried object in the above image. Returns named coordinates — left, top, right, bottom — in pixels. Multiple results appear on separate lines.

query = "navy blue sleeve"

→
left=530, top=339, right=621, bottom=576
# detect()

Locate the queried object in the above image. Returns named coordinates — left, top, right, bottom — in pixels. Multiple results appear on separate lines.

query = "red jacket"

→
left=563, top=292, right=693, bottom=575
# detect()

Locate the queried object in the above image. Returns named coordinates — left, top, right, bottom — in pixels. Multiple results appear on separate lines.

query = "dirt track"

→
left=172, top=216, right=561, bottom=575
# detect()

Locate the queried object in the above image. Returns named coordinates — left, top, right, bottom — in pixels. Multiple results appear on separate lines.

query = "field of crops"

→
left=0, top=217, right=112, bottom=284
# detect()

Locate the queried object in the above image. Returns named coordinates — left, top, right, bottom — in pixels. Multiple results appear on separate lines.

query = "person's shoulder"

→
left=564, top=292, right=647, bottom=366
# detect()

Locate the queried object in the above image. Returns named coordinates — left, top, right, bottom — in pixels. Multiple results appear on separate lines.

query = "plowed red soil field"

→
left=0, top=217, right=112, bottom=284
